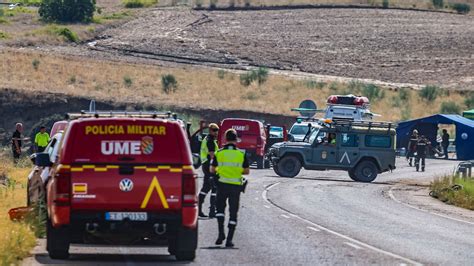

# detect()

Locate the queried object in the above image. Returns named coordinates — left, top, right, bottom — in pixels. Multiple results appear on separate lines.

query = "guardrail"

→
left=455, top=161, right=473, bottom=179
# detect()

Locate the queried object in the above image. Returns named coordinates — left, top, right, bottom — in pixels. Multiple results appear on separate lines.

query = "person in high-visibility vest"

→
left=211, top=129, right=250, bottom=247
left=34, top=126, right=50, bottom=153
left=198, top=123, right=220, bottom=218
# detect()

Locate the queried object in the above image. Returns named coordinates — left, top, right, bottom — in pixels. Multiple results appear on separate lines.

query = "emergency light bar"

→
left=327, top=95, right=370, bottom=107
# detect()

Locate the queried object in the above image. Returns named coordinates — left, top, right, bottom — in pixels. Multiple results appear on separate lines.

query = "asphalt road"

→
left=24, top=158, right=474, bottom=265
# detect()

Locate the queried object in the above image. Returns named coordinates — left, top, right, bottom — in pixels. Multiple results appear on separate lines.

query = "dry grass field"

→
left=0, top=156, right=36, bottom=265
left=1, top=49, right=471, bottom=122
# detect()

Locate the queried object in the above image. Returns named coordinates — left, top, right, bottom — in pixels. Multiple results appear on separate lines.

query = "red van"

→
left=36, top=114, right=198, bottom=261
left=218, top=118, right=267, bottom=168
left=50, top=120, right=68, bottom=136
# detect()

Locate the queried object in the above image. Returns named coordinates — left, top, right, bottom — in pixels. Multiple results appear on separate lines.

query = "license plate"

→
left=105, top=212, right=148, bottom=221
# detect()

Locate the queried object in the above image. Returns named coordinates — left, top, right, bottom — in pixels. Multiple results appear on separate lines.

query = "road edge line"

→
left=263, top=182, right=422, bottom=266
left=388, top=186, right=474, bottom=226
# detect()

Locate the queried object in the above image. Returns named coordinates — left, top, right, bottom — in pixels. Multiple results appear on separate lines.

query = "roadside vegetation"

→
left=431, top=176, right=474, bottom=210
left=0, top=49, right=471, bottom=122
left=0, top=0, right=142, bottom=46
left=0, top=154, right=37, bottom=265
left=190, top=0, right=471, bottom=13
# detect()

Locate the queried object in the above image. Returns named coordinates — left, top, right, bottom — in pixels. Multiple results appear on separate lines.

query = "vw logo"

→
left=119, top=178, right=134, bottom=192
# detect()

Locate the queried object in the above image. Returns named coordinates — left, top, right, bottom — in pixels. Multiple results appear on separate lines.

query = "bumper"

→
left=68, top=211, right=185, bottom=245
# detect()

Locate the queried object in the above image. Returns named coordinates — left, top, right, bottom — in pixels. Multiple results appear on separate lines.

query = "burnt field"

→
left=94, top=7, right=474, bottom=89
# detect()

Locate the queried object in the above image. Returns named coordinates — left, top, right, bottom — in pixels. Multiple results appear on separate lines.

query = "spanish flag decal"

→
left=140, top=176, right=169, bottom=209
left=73, top=183, right=87, bottom=194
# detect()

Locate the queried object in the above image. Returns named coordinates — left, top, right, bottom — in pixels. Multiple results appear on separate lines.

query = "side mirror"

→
left=29, top=153, right=37, bottom=164
left=288, top=133, right=295, bottom=142
left=192, top=153, right=201, bottom=169
left=35, top=153, right=52, bottom=167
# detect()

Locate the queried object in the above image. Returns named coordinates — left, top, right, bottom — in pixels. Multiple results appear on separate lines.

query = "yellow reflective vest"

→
left=200, top=135, right=218, bottom=164
left=215, top=147, right=245, bottom=186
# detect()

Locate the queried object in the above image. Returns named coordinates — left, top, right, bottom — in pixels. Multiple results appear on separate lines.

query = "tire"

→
left=46, top=219, right=70, bottom=260
left=348, top=168, right=359, bottom=182
left=174, top=226, right=197, bottom=261
left=354, top=160, right=378, bottom=183
left=276, top=156, right=302, bottom=178
left=273, top=163, right=283, bottom=176
left=256, top=156, right=264, bottom=169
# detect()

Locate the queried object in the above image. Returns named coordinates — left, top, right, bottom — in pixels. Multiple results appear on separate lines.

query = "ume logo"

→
left=101, top=137, right=154, bottom=155
left=232, top=125, right=249, bottom=131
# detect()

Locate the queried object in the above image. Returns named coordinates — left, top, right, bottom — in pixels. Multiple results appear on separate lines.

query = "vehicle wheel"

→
left=348, top=168, right=359, bottom=181
left=175, top=251, right=196, bottom=261
left=174, top=226, right=197, bottom=261
left=276, top=156, right=302, bottom=178
left=168, top=239, right=177, bottom=256
left=354, top=160, right=378, bottom=183
left=256, top=156, right=264, bottom=169
left=46, top=219, right=70, bottom=260
left=273, top=163, right=283, bottom=176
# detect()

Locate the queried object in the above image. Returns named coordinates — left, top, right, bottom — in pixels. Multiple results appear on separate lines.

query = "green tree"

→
left=39, top=0, right=96, bottom=23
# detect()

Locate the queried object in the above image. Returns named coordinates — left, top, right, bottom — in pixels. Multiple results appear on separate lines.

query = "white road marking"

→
left=307, top=226, right=321, bottom=232
left=344, top=242, right=363, bottom=250
left=281, top=214, right=291, bottom=219
left=388, top=187, right=474, bottom=226
left=263, top=182, right=422, bottom=266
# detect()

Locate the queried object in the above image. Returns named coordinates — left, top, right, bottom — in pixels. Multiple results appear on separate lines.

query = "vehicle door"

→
left=338, top=133, right=360, bottom=168
left=310, top=130, right=338, bottom=167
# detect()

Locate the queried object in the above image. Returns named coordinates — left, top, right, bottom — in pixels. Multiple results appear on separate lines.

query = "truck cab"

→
left=269, top=120, right=396, bottom=182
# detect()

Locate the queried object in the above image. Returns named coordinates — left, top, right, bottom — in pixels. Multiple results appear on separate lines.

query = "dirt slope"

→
left=94, top=7, right=474, bottom=89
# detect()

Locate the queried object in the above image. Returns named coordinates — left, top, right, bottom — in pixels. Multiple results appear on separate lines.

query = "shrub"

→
left=195, top=0, right=203, bottom=8
left=0, top=8, right=4, bottom=17
left=398, top=88, right=410, bottom=101
left=240, top=72, right=253, bottom=87
left=432, top=0, right=443, bottom=9
left=451, top=3, right=471, bottom=14
left=382, top=0, right=389, bottom=9
left=32, top=59, right=40, bottom=71
left=162, top=74, right=178, bottom=94
left=418, top=85, right=441, bottom=102
left=123, top=76, right=133, bottom=87
left=361, top=84, right=384, bottom=101
left=347, top=80, right=363, bottom=93
left=255, top=67, right=269, bottom=85
left=39, top=0, right=96, bottom=23
left=210, top=0, right=217, bottom=9
left=123, top=0, right=157, bottom=8
left=440, top=101, right=461, bottom=114
left=244, top=0, right=250, bottom=7
left=0, top=31, right=8, bottom=39
left=55, top=27, right=79, bottom=42
left=18, top=0, right=42, bottom=6
left=68, top=75, right=76, bottom=84
left=305, top=80, right=326, bottom=90
left=217, top=69, right=226, bottom=79
left=465, top=93, right=474, bottom=109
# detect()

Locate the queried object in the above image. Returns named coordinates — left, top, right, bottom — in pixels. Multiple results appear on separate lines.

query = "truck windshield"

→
left=290, top=125, right=309, bottom=135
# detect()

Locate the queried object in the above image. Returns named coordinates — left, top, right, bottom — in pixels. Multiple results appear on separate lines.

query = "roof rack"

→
left=323, top=119, right=396, bottom=132
left=66, top=111, right=178, bottom=120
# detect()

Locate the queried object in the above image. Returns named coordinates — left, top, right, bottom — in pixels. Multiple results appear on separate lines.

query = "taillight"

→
left=54, top=166, right=71, bottom=206
left=183, top=173, right=197, bottom=205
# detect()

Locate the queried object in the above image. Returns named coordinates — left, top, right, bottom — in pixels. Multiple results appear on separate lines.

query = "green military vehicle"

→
left=268, top=120, right=396, bottom=182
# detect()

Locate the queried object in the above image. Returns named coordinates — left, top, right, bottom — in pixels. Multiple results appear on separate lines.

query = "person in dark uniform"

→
left=415, top=135, right=430, bottom=172
left=441, top=129, right=450, bottom=159
left=198, top=123, right=220, bottom=218
left=211, top=129, right=250, bottom=248
left=406, top=129, right=418, bottom=167
left=11, top=123, right=23, bottom=164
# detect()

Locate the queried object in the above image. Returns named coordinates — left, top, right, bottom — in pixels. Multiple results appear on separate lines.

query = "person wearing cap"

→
left=406, top=129, right=419, bottom=167
left=34, top=126, right=50, bottom=153
left=11, top=123, right=23, bottom=164
left=198, top=123, right=220, bottom=218
left=211, top=128, right=250, bottom=248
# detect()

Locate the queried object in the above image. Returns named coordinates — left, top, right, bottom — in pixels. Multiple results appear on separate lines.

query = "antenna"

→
left=89, top=100, right=96, bottom=113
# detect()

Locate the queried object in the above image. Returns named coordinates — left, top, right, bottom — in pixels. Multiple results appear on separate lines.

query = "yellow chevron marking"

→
left=158, top=166, right=171, bottom=170
left=145, top=168, right=159, bottom=172
left=140, top=176, right=169, bottom=209
left=134, top=166, right=147, bottom=170
left=183, top=165, right=193, bottom=170
left=71, top=167, right=84, bottom=172
left=82, top=165, right=95, bottom=169
left=170, top=168, right=183, bottom=173
left=95, top=168, right=108, bottom=172
left=107, top=165, right=119, bottom=169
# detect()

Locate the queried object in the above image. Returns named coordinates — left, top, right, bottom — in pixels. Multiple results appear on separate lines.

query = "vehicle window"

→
left=341, top=134, right=358, bottom=147
left=291, top=125, right=310, bottom=135
left=307, top=129, right=326, bottom=144
left=46, top=138, right=57, bottom=155
left=365, top=135, right=391, bottom=148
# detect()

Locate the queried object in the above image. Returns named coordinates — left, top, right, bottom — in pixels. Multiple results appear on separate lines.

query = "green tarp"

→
left=463, top=109, right=474, bottom=120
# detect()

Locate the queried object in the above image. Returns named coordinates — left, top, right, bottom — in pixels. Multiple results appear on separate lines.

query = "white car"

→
left=289, top=121, right=321, bottom=142
left=27, top=132, right=63, bottom=206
